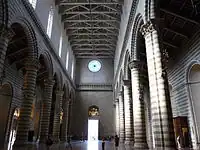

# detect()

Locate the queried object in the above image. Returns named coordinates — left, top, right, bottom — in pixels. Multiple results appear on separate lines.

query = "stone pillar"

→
left=0, top=28, right=14, bottom=80
left=14, top=59, right=39, bottom=146
left=115, top=99, right=120, bottom=136
left=123, top=80, right=134, bottom=145
left=39, top=78, right=55, bottom=143
left=67, top=100, right=72, bottom=136
left=60, top=99, right=70, bottom=142
left=129, top=61, right=148, bottom=149
left=140, top=21, right=176, bottom=149
left=118, top=91, right=125, bottom=143
left=52, top=90, right=64, bottom=142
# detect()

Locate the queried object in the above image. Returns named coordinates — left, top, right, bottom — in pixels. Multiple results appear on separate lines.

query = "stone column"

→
left=118, top=91, right=125, bottom=143
left=39, top=78, right=55, bottom=143
left=140, top=21, right=176, bottom=149
left=0, top=28, right=14, bottom=80
left=123, top=80, right=134, bottom=145
left=14, top=59, right=39, bottom=146
left=52, top=90, right=64, bottom=142
left=67, top=100, right=72, bottom=136
left=60, top=99, right=70, bottom=142
left=129, top=61, right=148, bottom=149
left=115, top=99, right=120, bottom=136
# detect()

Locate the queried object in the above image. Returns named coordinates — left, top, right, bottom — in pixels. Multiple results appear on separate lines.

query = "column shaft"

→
left=130, top=62, right=148, bottom=149
left=123, top=80, right=134, bottom=144
left=141, top=22, right=176, bottom=149
left=52, top=91, right=64, bottom=142
left=14, top=59, right=39, bottom=145
left=39, top=78, right=55, bottom=143
left=118, top=92, right=125, bottom=142
left=115, top=99, right=120, bottom=136
left=60, top=99, right=70, bottom=141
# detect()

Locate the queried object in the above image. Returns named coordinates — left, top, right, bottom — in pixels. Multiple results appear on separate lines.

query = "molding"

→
left=21, top=0, right=76, bottom=89
left=76, top=83, right=113, bottom=91
left=113, top=0, right=139, bottom=88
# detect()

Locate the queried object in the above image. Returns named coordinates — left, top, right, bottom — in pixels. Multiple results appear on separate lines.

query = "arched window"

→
left=58, top=32, right=63, bottom=57
left=66, top=51, right=69, bottom=69
left=47, top=6, right=54, bottom=37
left=28, top=0, right=37, bottom=9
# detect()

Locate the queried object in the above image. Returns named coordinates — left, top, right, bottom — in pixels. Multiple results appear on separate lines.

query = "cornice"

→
left=76, top=83, right=113, bottom=91
left=21, top=0, right=76, bottom=89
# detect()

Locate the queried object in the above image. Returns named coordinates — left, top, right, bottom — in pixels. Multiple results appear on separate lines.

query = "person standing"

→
left=114, top=135, right=119, bottom=149
left=102, top=138, right=105, bottom=150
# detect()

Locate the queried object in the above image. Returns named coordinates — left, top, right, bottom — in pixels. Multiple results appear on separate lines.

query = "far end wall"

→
left=71, top=58, right=114, bottom=139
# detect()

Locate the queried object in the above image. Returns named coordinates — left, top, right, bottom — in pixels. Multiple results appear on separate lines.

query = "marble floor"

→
left=11, top=141, right=136, bottom=150
left=10, top=141, right=195, bottom=150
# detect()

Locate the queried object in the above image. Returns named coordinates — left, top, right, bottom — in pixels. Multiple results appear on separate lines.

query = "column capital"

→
left=56, top=90, right=64, bottom=96
left=115, top=98, right=119, bottom=103
left=25, top=58, right=40, bottom=71
left=129, top=60, right=145, bottom=70
left=123, top=80, right=131, bottom=87
left=118, top=91, right=123, bottom=97
left=0, top=28, right=15, bottom=40
left=140, top=21, right=156, bottom=37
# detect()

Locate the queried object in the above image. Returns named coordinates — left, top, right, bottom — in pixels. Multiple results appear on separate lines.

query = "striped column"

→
left=118, top=91, right=125, bottom=143
left=141, top=21, right=176, bottom=149
left=52, top=90, right=64, bottom=142
left=0, top=28, right=14, bottom=79
left=39, top=78, right=55, bottom=143
left=67, top=100, right=72, bottom=136
left=123, top=80, right=134, bottom=145
left=115, top=99, right=120, bottom=136
left=60, top=99, right=70, bottom=142
left=129, top=61, right=148, bottom=149
left=14, top=59, right=39, bottom=146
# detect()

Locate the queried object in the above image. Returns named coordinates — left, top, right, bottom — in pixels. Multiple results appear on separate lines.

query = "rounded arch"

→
left=123, top=50, right=131, bottom=80
left=39, top=51, right=54, bottom=77
left=9, top=17, right=38, bottom=59
left=186, top=60, right=200, bottom=144
left=131, top=13, right=144, bottom=60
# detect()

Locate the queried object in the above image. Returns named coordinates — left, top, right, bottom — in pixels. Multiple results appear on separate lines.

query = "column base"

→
left=38, top=136, right=48, bottom=143
left=134, top=142, right=149, bottom=149
left=154, top=147, right=176, bottom=150
left=13, top=141, right=36, bottom=148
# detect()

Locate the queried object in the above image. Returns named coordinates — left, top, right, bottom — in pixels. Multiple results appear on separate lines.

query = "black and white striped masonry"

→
left=14, top=59, right=39, bottom=146
left=123, top=80, right=134, bottom=145
left=115, top=99, right=120, bottom=136
left=129, top=60, right=148, bottom=149
left=53, top=90, right=64, bottom=142
left=140, top=21, right=176, bottom=149
left=60, top=98, right=70, bottom=141
left=39, top=78, right=55, bottom=143
left=118, top=91, right=125, bottom=143
left=0, top=28, right=14, bottom=82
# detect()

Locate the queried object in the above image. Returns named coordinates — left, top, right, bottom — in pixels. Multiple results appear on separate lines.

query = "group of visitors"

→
left=102, top=135, right=119, bottom=150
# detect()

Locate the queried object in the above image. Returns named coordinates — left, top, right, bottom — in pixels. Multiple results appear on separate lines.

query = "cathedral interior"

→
left=0, top=0, right=200, bottom=149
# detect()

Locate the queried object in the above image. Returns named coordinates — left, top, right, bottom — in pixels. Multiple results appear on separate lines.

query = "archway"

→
left=88, top=105, right=99, bottom=141
left=0, top=84, right=12, bottom=149
left=189, top=64, right=200, bottom=143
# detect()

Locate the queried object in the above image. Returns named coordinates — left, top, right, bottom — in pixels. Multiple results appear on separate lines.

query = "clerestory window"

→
left=47, top=6, right=54, bottom=38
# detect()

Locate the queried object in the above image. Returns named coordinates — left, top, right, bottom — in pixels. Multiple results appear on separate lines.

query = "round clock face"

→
left=88, top=60, right=101, bottom=72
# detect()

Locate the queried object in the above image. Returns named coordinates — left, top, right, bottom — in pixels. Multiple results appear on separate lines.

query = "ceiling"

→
left=56, top=0, right=124, bottom=59
left=160, top=0, right=200, bottom=60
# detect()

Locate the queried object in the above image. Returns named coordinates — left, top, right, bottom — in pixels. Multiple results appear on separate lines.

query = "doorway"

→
left=88, top=119, right=99, bottom=141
